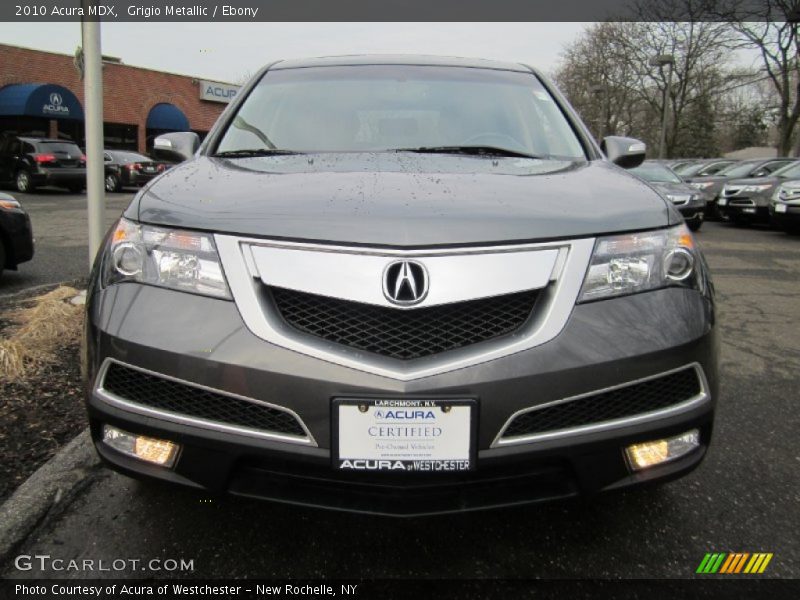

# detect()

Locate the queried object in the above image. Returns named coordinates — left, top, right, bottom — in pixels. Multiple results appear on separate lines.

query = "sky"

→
left=0, top=22, right=590, bottom=83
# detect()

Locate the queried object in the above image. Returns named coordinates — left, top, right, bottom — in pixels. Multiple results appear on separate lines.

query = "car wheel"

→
left=15, top=170, right=34, bottom=193
left=687, top=217, right=703, bottom=232
left=105, top=173, right=120, bottom=193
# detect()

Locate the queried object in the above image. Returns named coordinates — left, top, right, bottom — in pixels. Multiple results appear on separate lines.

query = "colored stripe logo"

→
left=696, top=553, right=773, bottom=574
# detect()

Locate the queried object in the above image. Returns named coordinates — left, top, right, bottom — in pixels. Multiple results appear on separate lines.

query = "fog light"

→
left=625, top=429, right=700, bottom=471
left=102, top=425, right=179, bottom=467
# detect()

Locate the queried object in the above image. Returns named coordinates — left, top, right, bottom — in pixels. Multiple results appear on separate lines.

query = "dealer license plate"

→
left=334, top=399, right=475, bottom=473
left=776, top=203, right=788, bottom=213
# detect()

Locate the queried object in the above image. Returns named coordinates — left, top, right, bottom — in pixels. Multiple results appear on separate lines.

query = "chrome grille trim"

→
left=216, top=236, right=596, bottom=381
left=94, top=358, right=317, bottom=446
left=491, top=363, right=710, bottom=448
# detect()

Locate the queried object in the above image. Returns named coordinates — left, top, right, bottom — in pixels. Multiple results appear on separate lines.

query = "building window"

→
left=104, top=122, right=138, bottom=151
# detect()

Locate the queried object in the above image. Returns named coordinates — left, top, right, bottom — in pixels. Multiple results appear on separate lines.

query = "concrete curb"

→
left=0, top=428, right=100, bottom=562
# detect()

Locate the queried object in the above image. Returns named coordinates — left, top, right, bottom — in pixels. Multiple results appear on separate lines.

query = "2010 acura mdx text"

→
left=83, top=56, right=718, bottom=516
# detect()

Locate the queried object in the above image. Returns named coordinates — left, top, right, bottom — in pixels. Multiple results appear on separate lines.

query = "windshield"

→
left=215, top=65, right=586, bottom=159
left=773, top=161, right=800, bottom=178
left=717, top=161, right=761, bottom=178
left=37, top=141, right=82, bottom=154
left=675, top=162, right=707, bottom=176
left=630, top=163, right=682, bottom=184
left=111, top=152, right=150, bottom=163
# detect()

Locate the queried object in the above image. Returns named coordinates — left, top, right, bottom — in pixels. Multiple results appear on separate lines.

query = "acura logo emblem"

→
left=383, top=260, right=429, bottom=306
left=49, top=93, right=62, bottom=106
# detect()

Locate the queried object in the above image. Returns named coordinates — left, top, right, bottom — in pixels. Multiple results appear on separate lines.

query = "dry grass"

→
left=0, top=286, right=84, bottom=381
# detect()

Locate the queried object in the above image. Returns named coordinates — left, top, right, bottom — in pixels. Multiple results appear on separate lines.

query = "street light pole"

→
left=590, top=84, right=605, bottom=140
left=81, top=3, right=105, bottom=268
left=649, top=54, right=675, bottom=160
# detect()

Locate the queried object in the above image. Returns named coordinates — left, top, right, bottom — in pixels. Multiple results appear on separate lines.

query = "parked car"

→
left=674, top=159, right=737, bottom=179
left=686, top=158, right=796, bottom=220
left=0, top=192, right=34, bottom=280
left=718, top=160, right=800, bottom=225
left=769, top=181, right=800, bottom=234
left=104, top=150, right=169, bottom=192
left=84, top=55, right=718, bottom=516
left=0, top=135, right=86, bottom=193
left=630, top=161, right=706, bottom=231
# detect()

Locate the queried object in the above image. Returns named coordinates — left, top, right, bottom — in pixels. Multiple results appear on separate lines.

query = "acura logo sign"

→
left=49, top=93, right=62, bottom=106
left=383, top=261, right=429, bottom=306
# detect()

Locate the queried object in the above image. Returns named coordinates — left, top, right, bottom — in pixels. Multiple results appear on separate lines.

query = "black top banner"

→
left=0, top=0, right=788, bottom=22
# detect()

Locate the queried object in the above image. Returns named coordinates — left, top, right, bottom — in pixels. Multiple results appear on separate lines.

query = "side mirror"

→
left=601, top=136, right=646, bottom=169
left=152, top=132, right=200, bottom=163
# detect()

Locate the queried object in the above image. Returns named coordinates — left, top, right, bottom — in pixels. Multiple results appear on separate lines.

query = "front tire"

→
left=687, top=216, right=703, bottom=232
left=15, top=170, right=34, bottom=193
left=0, top=241, right=5, bottom=280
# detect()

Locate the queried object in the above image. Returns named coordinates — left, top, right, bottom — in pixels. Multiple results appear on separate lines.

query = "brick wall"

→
left=0, top=44, right=228, bottom=151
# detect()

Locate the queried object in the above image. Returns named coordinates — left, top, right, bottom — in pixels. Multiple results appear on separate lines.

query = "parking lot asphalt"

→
left=0, top=189, right=133, bottom=296
left=2, top=194, right=799, bottom=579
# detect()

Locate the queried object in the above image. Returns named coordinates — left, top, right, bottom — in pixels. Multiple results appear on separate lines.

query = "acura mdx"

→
left=84, top=56, right=718, bottom=516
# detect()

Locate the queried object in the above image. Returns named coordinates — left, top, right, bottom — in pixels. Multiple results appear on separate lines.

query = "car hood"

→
left=724, top=177, right=780, bottom=187
left=130, top=153, right=673, bottom=247
left=648, top=181, right=697, bottom=195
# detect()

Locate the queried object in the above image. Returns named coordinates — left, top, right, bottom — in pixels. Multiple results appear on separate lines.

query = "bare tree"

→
left=723, top=1, right=800, bottom=155
left=554, top=17, right=735, bottom=157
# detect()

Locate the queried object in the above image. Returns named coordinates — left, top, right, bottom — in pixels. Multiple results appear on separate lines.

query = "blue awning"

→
left=0, top=83, right=84, bottom=121
left=146, top=103, right=189, bottom=131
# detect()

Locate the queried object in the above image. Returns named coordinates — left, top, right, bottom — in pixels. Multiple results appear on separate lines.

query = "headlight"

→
left=741, top=184, right=772, bottom=193
left=665, top=193, right=691, bottom=204
left=102, top=218, right=231, bottom=299
left=0, top=197, right=21, bottom=210
left=579, top=224, right=699, bottom=302
left=689, top=182, right=714, bottom=190
left=779, top=186, right=800, bottom=201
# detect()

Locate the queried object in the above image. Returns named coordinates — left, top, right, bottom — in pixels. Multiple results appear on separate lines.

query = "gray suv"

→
left=84, top=56, right=718, bottom=516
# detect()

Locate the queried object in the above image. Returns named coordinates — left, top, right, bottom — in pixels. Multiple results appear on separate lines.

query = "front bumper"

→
left=770, top=203, right=800, bottom=228
left=84, top=283, right=718, bottom=516
left=675, top=199, right=705, bottom=221
left=718, top=195, right=770, bottom=222
left=0, top=208, right=34, bottom=267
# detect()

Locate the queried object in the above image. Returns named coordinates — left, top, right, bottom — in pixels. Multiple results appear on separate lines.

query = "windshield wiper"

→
left=213, top=148, right=303, bottom=158
left=394, top=145, right=541, bottom=159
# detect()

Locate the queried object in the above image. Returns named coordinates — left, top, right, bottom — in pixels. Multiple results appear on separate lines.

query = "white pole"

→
left=81, top=8, right=105, bottom=268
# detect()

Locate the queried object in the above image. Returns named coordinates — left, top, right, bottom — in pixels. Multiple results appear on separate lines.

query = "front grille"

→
left=729, top=199, right=756, bottom=207
left=102, top=363, right=307, bottom=437
left=269, top=287, right=538, bottom=360
left=501, top=367, right=703, bottom=439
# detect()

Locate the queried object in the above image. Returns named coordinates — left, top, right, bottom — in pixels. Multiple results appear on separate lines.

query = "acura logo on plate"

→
left=383, top=260, right=429, bottom=306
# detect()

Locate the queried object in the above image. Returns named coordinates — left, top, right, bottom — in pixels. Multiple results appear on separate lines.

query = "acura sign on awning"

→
left=0, top=83, right=85, bottom=120
left=199, top=80, right=239, bottom=104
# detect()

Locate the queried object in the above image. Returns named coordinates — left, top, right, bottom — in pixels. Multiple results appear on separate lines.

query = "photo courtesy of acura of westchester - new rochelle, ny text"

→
left=84, top=55, right=718, bottom=517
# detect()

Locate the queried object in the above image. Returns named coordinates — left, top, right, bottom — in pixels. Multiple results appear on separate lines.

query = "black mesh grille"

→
left=270, top=287, right=538, bottom=360
left=102, top=363, right=306, bottom=437
left=502, top=367, right=703, bottom=438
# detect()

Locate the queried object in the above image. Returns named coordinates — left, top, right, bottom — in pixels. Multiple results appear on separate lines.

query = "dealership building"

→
left=0, top=43, right=238, bottom=153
